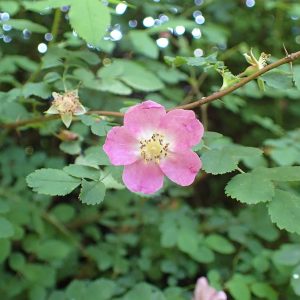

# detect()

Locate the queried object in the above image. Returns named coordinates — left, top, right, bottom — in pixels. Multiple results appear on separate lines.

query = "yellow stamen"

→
left=139, top=133, right=169, bottom=163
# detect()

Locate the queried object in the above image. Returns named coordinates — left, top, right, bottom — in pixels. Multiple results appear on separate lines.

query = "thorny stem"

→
left=2, top=50, right=300, bottom=130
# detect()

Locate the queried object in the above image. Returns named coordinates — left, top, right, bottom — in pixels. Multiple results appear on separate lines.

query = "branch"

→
left=2, top=110, right=123, bottom=129
left=2, top=50, right=300, bottom=130
left=173, top=50, right=300, bottom=110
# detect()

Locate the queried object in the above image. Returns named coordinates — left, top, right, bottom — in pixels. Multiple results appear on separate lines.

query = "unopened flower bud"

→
left=56, top=130, right=79, bottom=141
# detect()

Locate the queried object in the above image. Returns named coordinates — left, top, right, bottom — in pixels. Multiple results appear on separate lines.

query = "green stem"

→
left=50, top=8, right=62, bottom=45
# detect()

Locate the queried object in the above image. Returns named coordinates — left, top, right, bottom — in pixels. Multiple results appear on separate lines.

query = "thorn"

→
left=283, top=44, right=295, bottom=86
left=283, top=43, right=291, bottom=59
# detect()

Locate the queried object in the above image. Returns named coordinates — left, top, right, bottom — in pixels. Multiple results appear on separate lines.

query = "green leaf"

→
left=4, top=19, right=47, bottom=33
left=273, top=244, right=300, bottom=266
left=59, top=141, right=81, bottom=155
left=36, top=240, right=71, bottom=260
left=263, top=69, right=294, bottom=90
left=0, top=1, right=20, bottom=15
left=79, top=180, right=106, bottom=205
left=80, top=115, right=112, bottom=136
left=201, top=148, right=238, bottom=174
left=26, top=168, right=81, bottom=196
left=256, top=167, right=300, bottom=182
left=63, top=164, right=100, bottom=181
left=205, top=234, right=235, bottom=254
left=69, top=0, right=111, bottom=47
left=0, top=217, right=14, bottom=239
left=0, top=239, right=11, bottom=263
left=129, top=30, right=158, bottom=59
left=97, top=78, right=132, bottom=95
left=251, top=282, right=278, bottom=300
left=177, top=228, right=199, bottom=255
left=291, top=264, right=300, bottom=296
left=23, top=0, right=73, bottom=12
left=86, top=279, right=116, bottom=300
left=225, top=173, right=275, bottom=204
left=51, top=204, right=75, bottom=223
left=0, top=201, right=10, bottom=214
left=294, top=65, right=300, bottom=89
left=23, top=82, right=51, bottom=99
left=227, top=275, right=251, bottom=300
left=147, top=18, right=196, bottom=34
left=177, top=228, right=214, bottom=263
left=91, top=120, right=111, bottom=137
left=268, top=189, right=300, bottom=234
left=124, top=283, right=165, bottom=300
left=164, top=53, right=220, bottom=68
left=22, top=263, right=56, bottom=287
left=269, top=147, right=299, bottom=166
left=99, top=60, right=165, bottom=92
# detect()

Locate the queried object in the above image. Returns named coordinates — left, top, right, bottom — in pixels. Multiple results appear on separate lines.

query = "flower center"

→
left=53, top=92, right=81, bottom=114
left=140, top=133, right=169, bottom=163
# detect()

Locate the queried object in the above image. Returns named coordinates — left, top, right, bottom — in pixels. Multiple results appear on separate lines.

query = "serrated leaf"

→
left=26, top=168, right=81, bottom=196
left=268, top=189, right=300, bottom=234
left=201, top=148, right=238, bottom=174
left=79, top=180, right=106, bottom=205
left=69, top=0, right=111, bottom=47
left=64, top=164, right=100, bottom=180
left=0, top=217, right=14, bottom=239
left=225, top=173, right=275, bottom=204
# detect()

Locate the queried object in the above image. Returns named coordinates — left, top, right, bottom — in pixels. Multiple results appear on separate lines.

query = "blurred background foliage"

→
left=1, top=0, right=300, bottom=299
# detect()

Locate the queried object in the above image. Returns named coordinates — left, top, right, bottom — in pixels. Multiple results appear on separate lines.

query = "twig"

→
left=173, top=50, right=300, bottom=110
left=3, top=110, right=123, bottom=129
left=2, top=50, right=300, bottom=130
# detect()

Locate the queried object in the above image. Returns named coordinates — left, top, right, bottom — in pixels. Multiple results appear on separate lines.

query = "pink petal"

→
left=123, top=160, right=164, bottom=194
left=215, top=291, right=227, bottom=300
left=193, top=277, right=227, bottom=300
left=194, top=277, right=209, bottom=300
left=103, top=126, right=139, bottom=166
left=124, top=100, right=166, bottom=137
left=160, top=150, right=201, bottom=186
left=160, top=109, right=204, bottom=150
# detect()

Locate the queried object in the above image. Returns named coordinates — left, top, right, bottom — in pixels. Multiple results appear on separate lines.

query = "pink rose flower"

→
left=193, top=277, right=227, bottom=300
left=103, top=100, right=204, bottom=194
